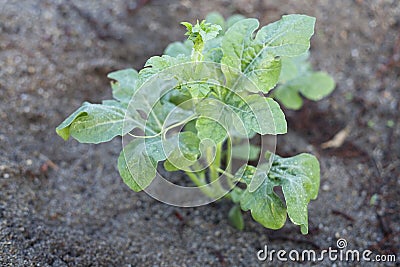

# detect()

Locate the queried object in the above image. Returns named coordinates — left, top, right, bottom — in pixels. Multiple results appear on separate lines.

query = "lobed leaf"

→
left=163, top=131, right=201, bottom=170
left=221, top=15, right=316, bottom=93
left=195, top=117, right=227, bottom=144
left=117, top=137, right=165, bottom=192
left=226, top=14, right=246, bottom=29
left=269, top=153, right=320, bottom=234
left=164, top=40, right=193, bottom=57
left=205, top=12, right=226, bottom=33
left=296, top=72, right=336, bottom=101
left=119, top=131, right=202, bottom=191
left=254, top=15, right=315, bottom=57
left=56, top=101, right=136, bottom=144
left=164, top=13, right=247, bottom=63
left=195, top=97, right=248, bottom=139
left=234, top=153, right=320, bottom=234
left=138, top=55, right=189, bottom=87
left=236, top=165, right=287, bottom=230
left=240, top=96, right=287, bottom=135
left=108, top=69, right=139, bottom=103
left=278, top=53, right=311, bottom=83
left=275, top=54, right=336, bottom=109
left=273, top=84, right=304, bottom=110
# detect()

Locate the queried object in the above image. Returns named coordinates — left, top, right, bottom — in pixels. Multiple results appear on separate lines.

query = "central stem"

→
left=185, top=140, right=236, bottom=200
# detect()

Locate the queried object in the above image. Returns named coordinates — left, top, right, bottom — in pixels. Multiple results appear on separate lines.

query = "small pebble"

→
left=351, top=49, right=359, bottom=57
left=26, top=159, right=33, bottom=166
left=369, top=20, right=377, bottom=28
left=3, top=173, right=10, bottom=179
left=27, top=66, right=36, bottom=74
left=322, top=184, right=330, bottom=191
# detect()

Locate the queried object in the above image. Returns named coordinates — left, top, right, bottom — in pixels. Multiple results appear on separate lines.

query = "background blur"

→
left=1, top=0, right=399, bottom=265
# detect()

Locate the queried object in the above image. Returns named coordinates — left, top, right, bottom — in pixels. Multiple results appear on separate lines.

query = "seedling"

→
left=56, top=13, right=335, bottom=234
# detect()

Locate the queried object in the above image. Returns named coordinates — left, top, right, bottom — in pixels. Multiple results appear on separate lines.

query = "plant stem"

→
left=226, top=137, right=232, bottom=174
left=204, top=143, right=224, bottom=195
left=207, top=144, right=218, bottom=183
left=215, top=167, right=237, bottom=190
left=128, top=114, right=196, bottom=139
left=185, top=142, right=238, bottom=200
left=215, top=167, right=235, bottom=180
left=185, top=170, right=215, bottom=199
left=162, top=114, right=196, bottom=140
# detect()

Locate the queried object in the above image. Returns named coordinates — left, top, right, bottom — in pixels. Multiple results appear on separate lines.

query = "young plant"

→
left=56, top=13, right=335, bottom=234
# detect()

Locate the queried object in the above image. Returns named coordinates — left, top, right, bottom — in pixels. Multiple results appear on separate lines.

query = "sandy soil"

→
left=1, top=0, right=399, bottom=266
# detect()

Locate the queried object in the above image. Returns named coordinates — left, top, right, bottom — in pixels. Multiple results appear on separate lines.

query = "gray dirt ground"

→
left=0, top=0, right=399, bottom=266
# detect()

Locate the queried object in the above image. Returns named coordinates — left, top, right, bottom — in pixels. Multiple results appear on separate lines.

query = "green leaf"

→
left=138, top=55, right=189, bottom=85
left=231, top=143, right=261, bottom=161
left=182, top=20, right=222, bottom=44
left=165, top=22, right=223, bottom=62
left=163, top=159, right=180, bottom=172
left=230, top=187, right=244, bottom=204
left=116, top=92, right=199, bottom=191
left=164, top=40, right=193, bottom=57
left=221, top=18, right=278, bottom=93
left=108, top=69, right=138, bottom=103
left=117, top=137, right=166, bottom=192
left=205, top=12, right=225, bottom=33
left=182, top=20, right=222, bottom=59
left=145, top=101, right=193, bottom=133
left=226, top=14, right=246, bottom=29
left=164, top=132, right=201, bottom=170
left=240, top=181, right=287, bottom=230
left=195, top=117, right=227, bottom=144
left=254, top=15, right=316, bottom=57
left=278, top=53, right=311, bottom=83
left=195, top=93, right=287, bottom=137
left=240, top=96, right=287, bottom=135
left=228, top=205, right=245, bottom=230
left=125, top=57, right=196, bottom=133
left=203, top=37, right=224, bottom=63
left=183, top=119, right=197, bottom=134
left=162, top=86, right=192, bottom=107
left=56, top=61, right=195, bottom=144
left=237, top=165, right=287, bottom=230
left=297, top=72, right=336, bottom=101
left=184, top=83, right=211, bottom=98
left=56, top=101, right=135, bottom=144
left=233, top=153, right=320, bottom=234
left=274, top=54, right=335, bottom=110
left=269, top=153, right=320, bottom=234
left=221, top=15, right=316, bottom=93
left=195, top=98, right=248, bottom=138
left=234, top=164, right=257, bottom=184
left=57, top=58, right=192, bottom=144
left=274, top=84, right=304, bottom=110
